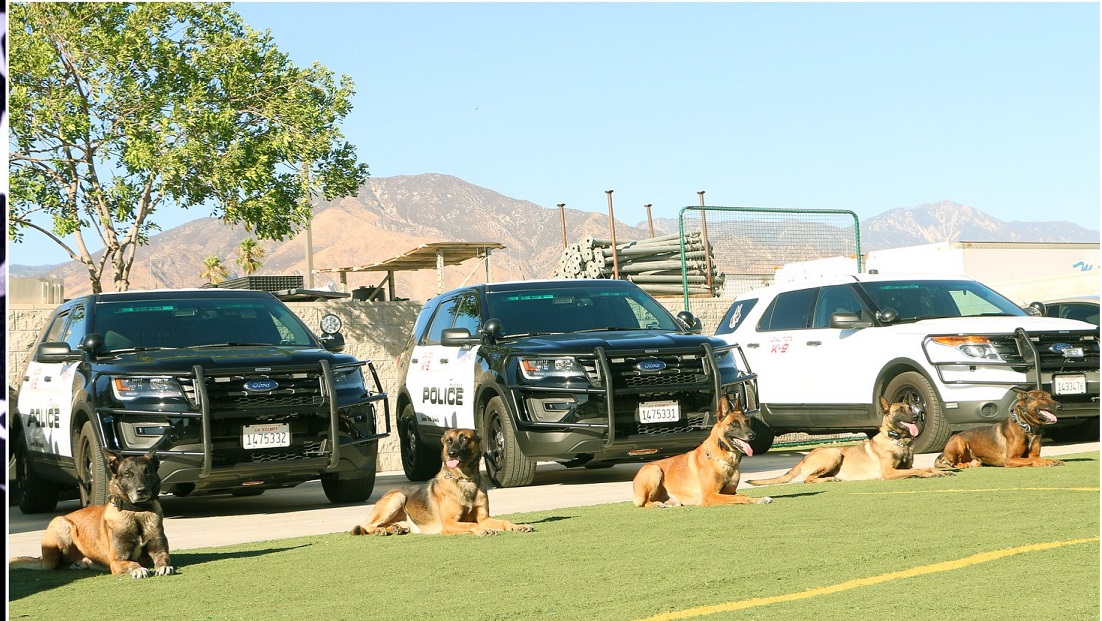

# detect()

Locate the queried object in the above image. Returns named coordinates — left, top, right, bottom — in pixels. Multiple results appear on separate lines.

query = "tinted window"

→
left=420, top=296, right=461, bottom=346
left=485, top=286, right=680, bottom=336
left=61, top=304, right=87, bottom=349
left=811, top=285, right=866, bottom=328
left=43, top=309, right=70, bottom=343
left=93, top=297, right=316, bottom=350
left=759, top=288, right=817, bottom=331
left=452, top=294, right=482, bottom=335
left=716, top=299, right=758, bottom=335
left=860, top=279, right=1025, bottom=320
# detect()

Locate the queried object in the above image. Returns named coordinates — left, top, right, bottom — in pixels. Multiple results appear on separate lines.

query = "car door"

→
left=407, top=293, right=480, bottom=431
left=19, top=303, right=86, bottom=458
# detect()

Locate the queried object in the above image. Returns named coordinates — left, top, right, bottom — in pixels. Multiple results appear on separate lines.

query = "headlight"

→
left=714, top=349, right=738, bottom=370
left=928, top=336, right=1002, bottom=360
left=111, top=377, right=185, bottom=401
left=518, top=357, right=586, bottom=380
left=332, top=367, right=366, bottom=389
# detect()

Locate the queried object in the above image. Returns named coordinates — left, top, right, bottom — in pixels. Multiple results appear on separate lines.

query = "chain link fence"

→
left=677, top=206, right=862, bottom=309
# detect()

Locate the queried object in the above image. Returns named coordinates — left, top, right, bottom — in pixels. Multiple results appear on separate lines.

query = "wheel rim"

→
left=486, top=412, right=505, bottom=474
left=402, top=419, right=418, bottom=468
left=79, top=435, right=94, bottom=505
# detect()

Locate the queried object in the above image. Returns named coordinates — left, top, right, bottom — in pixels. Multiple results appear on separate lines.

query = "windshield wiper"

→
left=104, top=346, right=172, bottom=354
left=190, top=342, right=276, bottom=348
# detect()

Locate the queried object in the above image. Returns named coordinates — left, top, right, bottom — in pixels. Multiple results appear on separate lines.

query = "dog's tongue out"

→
left=901, top=422, right=919, bottom=437
left=1039, top=410, right=1058, bottom=423
left=731, top=438, right=753, bottom=457
left=446, top=459, right=460, bottom=469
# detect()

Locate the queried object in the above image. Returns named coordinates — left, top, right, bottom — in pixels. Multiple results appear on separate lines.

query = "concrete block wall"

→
left=7, top=296, right=734, bottom=473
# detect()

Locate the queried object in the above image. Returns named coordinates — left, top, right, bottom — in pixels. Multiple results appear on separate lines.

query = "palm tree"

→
left=200, top=255, right=228, bottom=284
left=236, top=238, right=266, bottom=276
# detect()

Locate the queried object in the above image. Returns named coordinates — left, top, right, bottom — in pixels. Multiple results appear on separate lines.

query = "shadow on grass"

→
left=8, top=543, right=311, bottom=601
left=525, top=515, right=576, bottom=525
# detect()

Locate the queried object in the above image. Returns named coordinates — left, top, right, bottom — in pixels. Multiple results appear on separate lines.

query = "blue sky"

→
left=9, top=2, right=1100, bottom=266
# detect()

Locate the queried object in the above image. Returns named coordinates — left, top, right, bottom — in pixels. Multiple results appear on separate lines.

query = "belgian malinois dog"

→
left=934, top=389, right=1065, bottom=468
left=747, top=398, right=954, bottom=486
left=633, top=394, right=772, bottom=508
left=352, top=428, right=534, bottom=536
left=10, top=452, right=175, bottom=579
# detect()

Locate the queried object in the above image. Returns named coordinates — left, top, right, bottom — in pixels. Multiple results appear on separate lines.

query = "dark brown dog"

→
left=9, top=452, right=174, bottom=579
left=633, top=394, right=772, bottom=508
left=934, top=389, right=1065, bottom=468
left=352, top=428, right=533, bottom=536
left=747, top=398, right=954, bottom=486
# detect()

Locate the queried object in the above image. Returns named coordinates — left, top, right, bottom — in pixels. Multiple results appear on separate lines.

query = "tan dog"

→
left=352, top=428, right=533, bottom=536
left=747, top=398, right=954, bottom=486
left=934, top=389, right=1065, bottom=468
left=633, top=394, right=772, bottom=508
left=9, top=452, right=175, bottom=579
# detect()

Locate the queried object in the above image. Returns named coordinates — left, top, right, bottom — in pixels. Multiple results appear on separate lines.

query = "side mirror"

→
left=676, top=311, right=703, bottom=334
left=319, top=332, right=346, bottom=353
left=1026, top=301, right=1047, bottom=317
left=441, top=327, right=480, bottom=347
left=35, top=342, right=84, bottom=363
left=829, top=312, right=871, bottom=329
left=876, top=308, right=899, bottom=324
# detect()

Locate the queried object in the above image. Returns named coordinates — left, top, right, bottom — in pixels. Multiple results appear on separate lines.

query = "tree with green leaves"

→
left=200, top=255, right=228, bottom=285
left=8, top=3, right=368, bottom=293
left=236, top=238, right=265, bottom=276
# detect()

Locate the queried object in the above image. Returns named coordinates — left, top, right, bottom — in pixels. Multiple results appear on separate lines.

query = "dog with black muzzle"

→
left=9, top=451, right=175, bottom=579
left=934, top=389, right=1065, bottom=469
left=633, top=394, right=772, bottom=508
left=352, top=428, right=533, bottom=536
left=747, top=398, right=954, bottom=486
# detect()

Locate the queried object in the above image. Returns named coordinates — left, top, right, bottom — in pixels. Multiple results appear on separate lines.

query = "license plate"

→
left=638, top=400, right=680, bottom=424
left=1053, top=374, right=1087, bottom=395
left=242, top=423, right=290, bottom=449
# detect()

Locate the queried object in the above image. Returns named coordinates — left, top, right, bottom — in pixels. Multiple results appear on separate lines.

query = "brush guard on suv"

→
left=93, top=359, right=390, bottom=476
left=510, top=342, right=758, bottom=448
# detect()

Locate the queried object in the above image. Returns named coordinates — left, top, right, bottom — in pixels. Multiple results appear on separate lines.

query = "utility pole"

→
left=605, top=190, right=620, bottom=280
left=558, top=203, right=567, bottom=249
left=644, top=204, right=654, bottom=238
left=697, top=191, right=713, bottom=295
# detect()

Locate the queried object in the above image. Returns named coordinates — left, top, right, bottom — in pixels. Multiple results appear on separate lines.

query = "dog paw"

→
left=755, top=496, right=773, bottom=505
left=155, top=566, right=176, bottom=576
left=511, top=524, right=535, bottom=533
left=130, top=567, right=151, bottom=579
left=474, top=528, right=498, bottom=537
left=1044, top=460, right=1066, bottom=467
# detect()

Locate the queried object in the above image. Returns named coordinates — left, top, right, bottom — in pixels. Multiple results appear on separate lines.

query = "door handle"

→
left=439, top=359, right=449, bottom=364
left=745, top=343, right=760, bottom=349
left=806, top=341, right=822, bottom=347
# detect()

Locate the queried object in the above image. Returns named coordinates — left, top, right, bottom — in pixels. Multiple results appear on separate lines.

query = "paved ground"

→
left=8, top=440, right=1097, bottom=557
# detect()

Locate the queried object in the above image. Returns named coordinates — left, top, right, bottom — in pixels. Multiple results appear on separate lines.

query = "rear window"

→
left=758, top=289, right=818, bottom=331
left=716, top=299, right=758, bottom=335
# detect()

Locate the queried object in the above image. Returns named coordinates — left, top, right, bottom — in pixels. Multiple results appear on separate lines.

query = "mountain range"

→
left=10, top=174, right=1099, bottom=300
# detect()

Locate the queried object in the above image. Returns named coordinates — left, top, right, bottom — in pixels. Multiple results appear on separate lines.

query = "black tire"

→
left=399, top=405, right=440, bottom=481
left=884, top=372, right=952, bottom=454
left=15, top=440, right=60, bottom=514
left=745, top=415, right=776, bottom=456
left=483, top=396, right=536, bottom=488
left=77, top=421, right=110, bottom=507
left=321, top=440, right=379, bottom=504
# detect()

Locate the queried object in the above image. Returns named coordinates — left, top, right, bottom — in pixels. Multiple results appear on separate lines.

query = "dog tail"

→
left=350, top=525, right=368, bottom=536
left=746, top=465, right=803, bottom=487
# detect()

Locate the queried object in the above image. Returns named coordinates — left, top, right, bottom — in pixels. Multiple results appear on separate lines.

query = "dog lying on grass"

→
left=748, top=398, right=954, bottom=486
left=633, top=394, right=772, bottom=508
left=9, top=452, right=175, bottom=579
left=352, top=428, right=534, bottom=536
left=934, top=389, right=1065, bottom=469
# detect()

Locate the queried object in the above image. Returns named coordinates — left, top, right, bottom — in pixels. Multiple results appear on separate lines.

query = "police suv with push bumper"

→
left=13, top=288, right=389, bottom=513
left=396, top=279, right=758, bottom=488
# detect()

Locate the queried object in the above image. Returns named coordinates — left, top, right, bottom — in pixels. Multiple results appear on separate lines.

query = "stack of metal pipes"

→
left=554, top=232, right=724, bottom=296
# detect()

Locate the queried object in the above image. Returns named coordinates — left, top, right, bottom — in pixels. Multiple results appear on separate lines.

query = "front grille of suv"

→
left=578, top=353, right=711, bottom=391
left=988, top=331, right=1100, bottom=372
left=180, top=372, right=325, bottom=411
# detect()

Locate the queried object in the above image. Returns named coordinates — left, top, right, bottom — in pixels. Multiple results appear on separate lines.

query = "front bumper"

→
left=93, top=360, right=390, bottom=486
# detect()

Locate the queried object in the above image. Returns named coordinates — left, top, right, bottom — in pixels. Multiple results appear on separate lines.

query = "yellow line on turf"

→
left=635, top=537, right=1100, bottom=621
left=849, top=487, right=1099, bottom=495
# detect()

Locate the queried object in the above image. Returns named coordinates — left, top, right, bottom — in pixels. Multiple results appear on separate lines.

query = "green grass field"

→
left=9, top=453, right=1099, bottom=621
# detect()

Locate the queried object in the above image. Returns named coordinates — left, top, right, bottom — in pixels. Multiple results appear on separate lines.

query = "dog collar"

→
left=1011, top=410, right=1035, bottom=435
left=443, top=471, right=476, bottom=483
left=108, top=495, right=151, bottom=512
left=886, top=430, right=909, bottom=446
left=704, top=450, right=733, bottom=466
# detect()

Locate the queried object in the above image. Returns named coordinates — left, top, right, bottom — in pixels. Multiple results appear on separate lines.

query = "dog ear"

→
left=146, top=449, right=161, bottom=469
left=879, top=396, right=890, bottom=413
left=717, top=394, right=731, bottom=417
left=106, top=450, right=121, bottom=474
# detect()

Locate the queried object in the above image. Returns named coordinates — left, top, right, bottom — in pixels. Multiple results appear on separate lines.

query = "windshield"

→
left=860, top=280, right=1027, bottom=321
left=485, top=287, right=682, bottom=336
left=93, top=297, right=318, bottom=351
